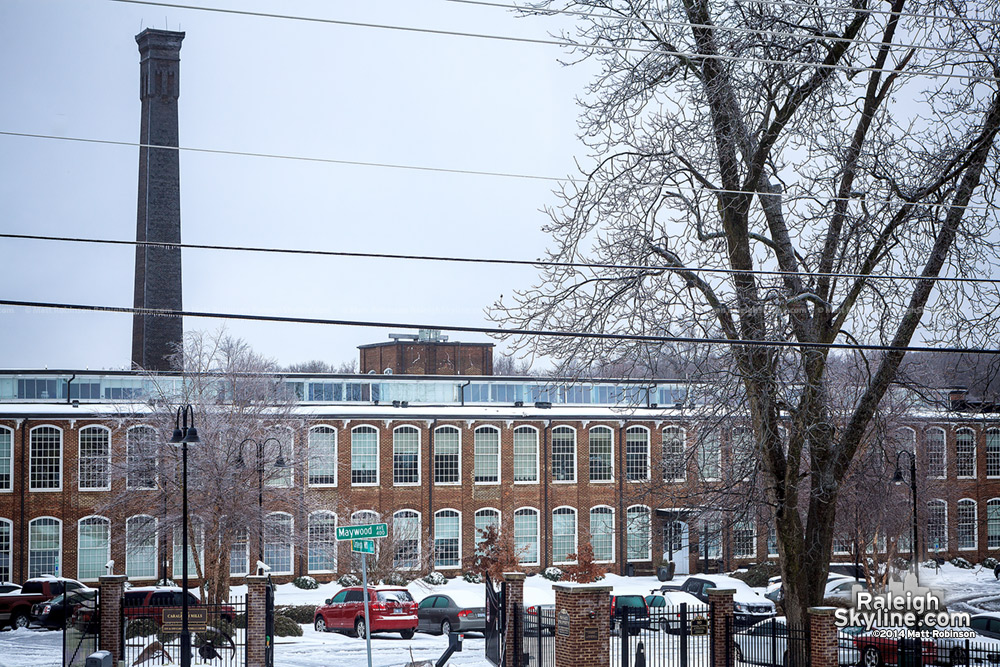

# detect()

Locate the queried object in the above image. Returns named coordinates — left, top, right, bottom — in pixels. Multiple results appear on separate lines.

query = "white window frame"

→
left=0, top=426, right=13, bottom=493
left=126, top=425, right=158, bottom=491
left=626, top=505, right=652, bottom=562
left=78, top=425, right=111, bottom=492
left=733, top=519, right=756, bottom=559
left=926, top=499, right=948, bottom=552
left=350, top=425, right=380, bottom=487
left=28, top=516, right=62, bottom=578
left=957, top=498, right=978, bottom=551
left=230, top=528, right=249, bottom=577
left=263, top=511, right=294, bottom=575
left=29, top=425, right=63, bottom=492
left=392, top=425, right=421, bottom=486
left=474, top=507, right=500, bottom=552
left=925, top=428, right=947, bottom=479
left=987, top=430, right=1000, bottom=478
left=433, top=426, right=462, bottom=486
left=433, top=509, right=462, bottom=570
left=125, top=515, right=158, bottom=580
left=552, top=506, right=578, bottom=565
left=988, top=498, right=1000, bottom=549
left=77, top=515, right=111, bottom=582
left=513, top=425, right=540, bottom=484
left=307, top=425, right=338, bottom=487
left=551, top=426, right=577, bottom=483
left=393, top=509, right=422, bottom=570
left=307, top=511, right=337, bottom=574
left=698, top=430, right=722, bottom=482
left=625, top=426, right=650, bottom=482
left=588, top=426, right=614, bottom=483
left=514, top=507, right=540, bottom=566
left=0, top=518, right=11, bottom=582
left=172, top=517, right=205, bottom=579
left=474, top=426, right=501, bottom=485
left=956, top=428, right=976, bottom=479
left=662, top=426, right=686, bottom=483
left=589, top=505, right=615, bottom=564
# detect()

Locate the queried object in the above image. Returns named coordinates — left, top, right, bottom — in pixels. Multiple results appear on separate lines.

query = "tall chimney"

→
left=132, top=29, right=185, bottom=371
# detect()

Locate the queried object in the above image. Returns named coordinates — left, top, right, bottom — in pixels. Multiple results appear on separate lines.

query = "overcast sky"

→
left=0, top=0, right=593, bottom=370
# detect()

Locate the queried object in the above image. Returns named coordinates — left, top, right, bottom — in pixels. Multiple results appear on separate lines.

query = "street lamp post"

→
left=170, top=405, right=200, bottom=667
left=892, top=449, right=919, bottom=585
left=236, top=437, right=283, bottom=563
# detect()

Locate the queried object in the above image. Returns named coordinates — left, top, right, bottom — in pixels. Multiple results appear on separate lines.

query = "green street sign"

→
left=336, top=523, right=388, bottom=541
left=351, top=539, right=376, bottom=554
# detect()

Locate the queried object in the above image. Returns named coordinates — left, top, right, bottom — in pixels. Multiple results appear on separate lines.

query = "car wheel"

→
left=355, top=617, right=368, bottom=639
left=862, top=646, right=883, bottom=667
left=441, top=619, right=452, bottom=636
left=314, top=617, right=327, bottom=633
left=11, top=613, right=30, bottom=630
left=950, top=647, right=968, bottom=666
left=400, top=629, right=415, bottom=639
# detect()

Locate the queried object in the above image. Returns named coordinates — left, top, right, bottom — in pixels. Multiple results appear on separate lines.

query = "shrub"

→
left=462, top=572, right=484, bottom=584
left=561, top=543, right=607, bottom=583
left=338, top=573, right=361, bottom=587
left=731, top=562, right=780, bottom=588
left=292, top=576, right=318, bottom=590
left=124, top=617, right=158, bottom=639
left=273, top=614, right=303, bottom=637
left=278, top=605, right=316, bottom=625
left=950, top=557, right=973, bottom=569
left=382, top=572, right=412, bottom=586
left=983, top=557, right=998, bottom=569
left=232, top=612, right=247, bottom=629
left=921, top=559, right=939, bottom=569
left=542, top=567, right=563, bottom=582
left=422, top=572, right=447, bottom=586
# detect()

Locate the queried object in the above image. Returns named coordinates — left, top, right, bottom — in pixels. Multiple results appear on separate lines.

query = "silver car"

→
left=416, top=594, right=486, bottom=635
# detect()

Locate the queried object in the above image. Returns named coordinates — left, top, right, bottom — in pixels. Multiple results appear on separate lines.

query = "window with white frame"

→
left=957, top=499, right=977, bottom=550
left=701, top=519, right=721, bottom=559
left=230, top=529, right=248, bottom=576
left=625, top=427, right=649, bottom=481
left=0, top=427, right=12, bottom=491
left=351, top=426, right=379, bottom=486
left=28, top=517, right=61, bottom=578
left=265, top=428, right=294, bottom=488
left=767, top=526, right=777, bottom=557
left=698, top=431, right=721, bottom=481
left=126, top=515, right=157, bottom=580
left=988, top=499, right=1000, bottom=549
left=589, top=427, right=613, bottom=482
left=434, top=427, right=460, bottom=484
left=30, top=426, right=62, bottom=491
left=626, top=506, right=651, bottom=561
left=0, top=519, right=9, bottom=581
left=308, top=512, right=337, bottom=573
left=393, top=426, right=420, bottom=485
left=957, top=429, right=976, bottom=478
left=474, top=508, right=500, bottom=552
left=662, top=427, right=685, bottom=482
left=926, top=499, right=947, bottom=551
left=474, top=427, right=500, bottom=483
left=308, top=426, right=337, bottom=486
left=78, top=426, right=110, bottom=491
left=394, top=510, right=421, bottom=569
left=733, top=520, right=756, bottom=558
left=988, top=431, right=1000, bottom=477
left=663, top=521, right=684, bottom=555
left=731, top=428, right=755, bottom=481
left=552, top=507, right=577, bottom=563
left=514, top=508, right=539, bottom=565
left=833, top=535, right=852, bottom=555
left=434, top=509, right=460, bottom=568
left=172, top=518, right=204, bottom=579
left=513, top=426, right=539, bottom=483
left=590, top=506, right=614, bottom=563
left=925, top=429, right=946, bottom=478
left=264, top=512, right=293, bottom=574
left=551, top=427, right=576, bottom=482
left=127, top=426, right=157, bottom=490
left=78, top=516, right=110, bottom=581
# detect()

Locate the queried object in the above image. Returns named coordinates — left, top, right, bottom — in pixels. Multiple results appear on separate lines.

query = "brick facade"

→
left=553, top=583, right=612, bottom=667
left=708, top=588, right=734, bottom=667
left=502, top=572, right=525, bottom=667
left=809, top=607, right=840, bottom=667
left=98, top=574, right=127, bottom=664
left=246, top=575, right=268, bottom=667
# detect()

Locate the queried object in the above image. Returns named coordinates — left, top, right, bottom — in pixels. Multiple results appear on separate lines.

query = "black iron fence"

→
left=852, top=632, right=1000, bottom=667
left=612, top=604, right=713, bottom=667
left=62, top=591, right=99, bottom=667
left=513, top=605, right=556, bottom=667
left=728, top=615, right=810, bottom=667
left=121, top=596, right=248, bottom=667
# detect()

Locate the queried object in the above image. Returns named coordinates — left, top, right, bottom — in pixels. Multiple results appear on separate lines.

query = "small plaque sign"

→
left=691, top=617, right=709, bottom=636
left=557, top=609, right=571, bottom=637
left=161, top=607, right=208, bottom=633
left=584, top=628, right=599, bottom=641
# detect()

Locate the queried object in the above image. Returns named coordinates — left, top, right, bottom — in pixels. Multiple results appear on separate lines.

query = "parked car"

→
left=0, top=583, right=21, bottom=595
left=611, top=595, right=650, bottom=635
left=854, top=631, right=937, bottom=667
left=735, top=617, right=862, bottom=667
left=31, top=588, right=98, bottom=630
left=678, top=575, right=775, bottom=624
left=123, top=587, right=235, bottom=628
left=524, top=604, right=556, bottom=636
left=644, top=590, right=705, bottom=632
left=0, top=576, right=86, bottom=630
left=416, top=593, right=486, bottom=635
left=824, top=578, right=868, bottom=602
left=970, top=613, right=1000, bottom=640
left=314, top=586, right=417, bottom=639
left=765, top=573, right=853, bottom=603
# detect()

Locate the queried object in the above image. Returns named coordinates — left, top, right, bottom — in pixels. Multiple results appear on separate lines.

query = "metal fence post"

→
left=621, top=610, right=630, bottom=667
left=680, top=603, right=688, bottom=667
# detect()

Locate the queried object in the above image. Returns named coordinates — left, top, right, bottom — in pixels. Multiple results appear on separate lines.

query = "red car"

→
left=314, top=586, right=417, bottom=639
left=123, top=587, right=235, bottom=627
left=854, top=632, right=937, bottom=667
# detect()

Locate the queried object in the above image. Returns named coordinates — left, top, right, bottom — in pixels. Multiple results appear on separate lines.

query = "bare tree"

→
left=493, top=0, right=1000, bottom=626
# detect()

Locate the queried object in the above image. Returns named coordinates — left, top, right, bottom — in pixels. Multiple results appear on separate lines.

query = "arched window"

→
left=551, top=426, right=576, bottom=482
left=393, top=510, right=421, bottom=569
left=127, top=426, right=158, bottom=490
left=28, top=517, right=61, bottom=578
left=0, top=519, right=11, bottom=582
left=78, top=516, right=110, bottom=581
left=30, top=426, right=62, bottom=491
left=126, top=515, right=157, bottom=580
left=698, top=430, right=722, bottom=481
left=988, top=499, right=1000, bottom=549
left=957, top=499, right=977, bottom=550
left=988, top=430, right=1000, bottom=478
left=474, top=426, right=500, bottom=484
left=474, top=508, right=500, bottom=552
left=589, top=427, right=613, bottom=482
left=78, top=426, right=111, bottom=491
left=308, top=511, right=337, bottom=573
left=434, top=427, right=461, bottom=485
left=308, top=426, right=337, bottom=486
left=393, top=426, right=420, bottom=485
left=0, top=426, right=12, bottom=492
left=662, top=426, right=686, bottom=482
left=625, top=426, right=650, bottom=481
left=590, top=506, right=614, bottom=563
left=626, top=506, right=651, bottom=561
left=513, top=426, right=539, bottom=483
left=926, top=499, right=947, bottom=552
left=351, top=426, right=379, bottom=486
left=957, top=429, right=976, bottom=478
left=264, top=512, right=293, bottom=575
left=552, top=507, right=577, bottom=564
left=733, top=520, right=756, bottom=559
left=434, top=509, right=461, bottom=569
left=514, top=508, right=539, bottom=565
left=173, top=517, right=204, bottom=579
left=925, top=428, right=946, bottom=478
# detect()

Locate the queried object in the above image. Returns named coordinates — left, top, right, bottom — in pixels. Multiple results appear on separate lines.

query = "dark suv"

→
left=123, top=587, right=235, bottom=627
left=611, top=595, right=650, bottom=635
left=314, top=587, right=417, bottom=639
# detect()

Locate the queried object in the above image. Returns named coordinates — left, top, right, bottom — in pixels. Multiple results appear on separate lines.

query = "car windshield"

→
left=47, top=594, right=65, bottom=605
left=617, top=596, right=645, bottom=608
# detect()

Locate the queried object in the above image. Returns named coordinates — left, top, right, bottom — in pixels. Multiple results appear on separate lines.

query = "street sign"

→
left=336, top=523, right=388, bottom=541
left=352, top=539, right=376, bottom=554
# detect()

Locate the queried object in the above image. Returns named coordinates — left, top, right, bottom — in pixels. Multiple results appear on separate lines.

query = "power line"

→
left=5, top=232, right=1000, bottom=286
left=2, top=297, right=997, bottom=355
left=2, top=130, right=994, bottom=213
left=106, top=0, right=998, bottom=82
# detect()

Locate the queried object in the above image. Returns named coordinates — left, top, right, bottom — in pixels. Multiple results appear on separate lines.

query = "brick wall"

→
left=553, top=583, right=612, bottom=667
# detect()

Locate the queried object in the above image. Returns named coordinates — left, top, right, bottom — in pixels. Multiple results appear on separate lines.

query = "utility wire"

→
left=2, top=130, right=994, bottom=213
left=2, top=297, right=998, bottom=355
left=5, top=232, right=1000, bottom=286
left=106, top=0, right=998, bottom=82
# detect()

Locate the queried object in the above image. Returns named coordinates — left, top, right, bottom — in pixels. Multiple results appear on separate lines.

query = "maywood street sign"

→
left=336, top=523, right=388, bottom=541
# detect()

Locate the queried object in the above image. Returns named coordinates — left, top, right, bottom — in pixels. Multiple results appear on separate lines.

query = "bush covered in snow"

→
left=921, top=559, right=941, bottom=569
left=382, top=572, right=412, bottom=586
left=423, top=572, right=448, bottom=586
left=292, top=575, right=318, bottom=589
left=542, top=567, right=563, bottom=582
left=950, top=557, right=974, bottom=569
left=338, top=573, right=361, bottom=587
left=278, top=605, right=316, bottom=624
left=274, top=614, right=304, bottom=637
left=983, top=557, right=998, bottom=569
left=462, top=572, right=484, bottom=584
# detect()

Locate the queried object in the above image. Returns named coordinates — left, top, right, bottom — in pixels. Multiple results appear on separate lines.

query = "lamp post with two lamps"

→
left=891, top=449, right=919, bottom=585
left=169, top=405, right=201, bottom=667
left=235, top=437, right=288, bottom=563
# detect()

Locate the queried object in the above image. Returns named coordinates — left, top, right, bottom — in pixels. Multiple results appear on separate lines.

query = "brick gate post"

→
left=246, top=575, right=268, bottom=667
left=503, top=572, right=526, bottom=667
left=708, top=588, right=735, bottom=667
left=98, top=574, right=128, bottom=665
left=553, top=582, right=612, bottom=667
left=809, top=607, right=839, bottom=667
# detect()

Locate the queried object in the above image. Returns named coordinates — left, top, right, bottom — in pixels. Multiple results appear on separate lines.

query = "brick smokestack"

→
left=132, top=29, right=185, bottom=371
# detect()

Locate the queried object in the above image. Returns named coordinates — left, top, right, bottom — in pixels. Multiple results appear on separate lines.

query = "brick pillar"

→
left=503, top=572, right=526, bottom=667
left=809, top=607, right=839, bottom=667
left=99, top=574, right=128, bottom=665
left=708, top=588, right=735, bottom=667
left=247, top=575, right=268, bottom=667
left=553, top=583, right=612, bottom=667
